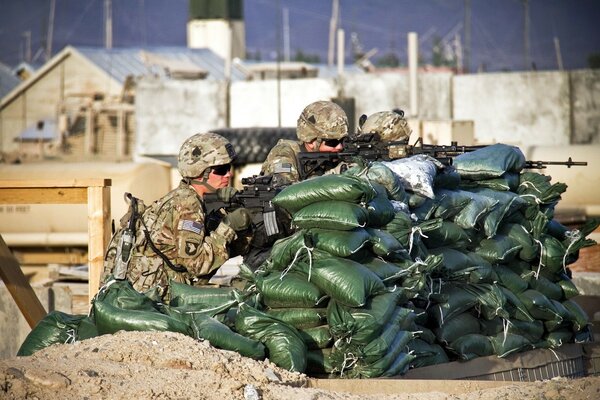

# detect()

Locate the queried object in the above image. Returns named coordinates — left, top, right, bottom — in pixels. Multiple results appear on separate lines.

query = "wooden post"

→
left=87, top=185, right=111, bottom=302
left=0, top=235, right=47, bottom=328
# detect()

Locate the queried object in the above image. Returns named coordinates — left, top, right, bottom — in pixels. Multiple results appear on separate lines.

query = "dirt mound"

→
left=1, top=330, right=599, bottom=400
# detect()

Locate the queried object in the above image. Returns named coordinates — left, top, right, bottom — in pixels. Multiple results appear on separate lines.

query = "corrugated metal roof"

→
left=75, top=46, right=245, bottom=83
left=17, top=119, right=57, bottom=141
left=0, top=62, right=20, bottom=98
left=237, top=60, right=365, bottom=79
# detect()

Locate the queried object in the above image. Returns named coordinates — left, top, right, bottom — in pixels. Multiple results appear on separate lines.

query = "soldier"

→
left=261, top=100, right=349, bottom=185
left=101, top=132, right=251, bottom=297
left=359, top=109, right=412, bottom=144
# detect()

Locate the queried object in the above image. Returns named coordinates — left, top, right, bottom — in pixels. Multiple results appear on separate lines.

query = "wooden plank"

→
left=569, top=244, right=600, bottom=272
left=13, top=251, right=87, bottom=265
left=0, top=187, right=87, bottom=204
left=87, top=186, right=111, bottom=303
left=0, top=235, right=47, bottom=328
left=0, top=179, right=111, bottom=188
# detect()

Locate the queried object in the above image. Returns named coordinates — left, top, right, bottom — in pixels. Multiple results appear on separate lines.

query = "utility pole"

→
left=23, top=31, right=32, bottom=63
left=464, top=0, right=471, bottom=73
left=454, top=33, right=463, bottom=72
left=283, top=8, right=290, bottom=62
left=328, top=0, right=339, bottom=67
left=105, top=0, right=113, bottom=49
left=554, top=37, right=563, bottom=71
left=523, top=0, right=531, bottom=70
left=46, top=0, right=55, bottom=61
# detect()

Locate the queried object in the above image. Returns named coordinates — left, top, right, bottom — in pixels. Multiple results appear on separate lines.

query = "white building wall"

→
left=230, top=78, right=337, bottom=128
left=135, top=77, right=226, bottom=155
left=453, top=71, right=571, bottom=146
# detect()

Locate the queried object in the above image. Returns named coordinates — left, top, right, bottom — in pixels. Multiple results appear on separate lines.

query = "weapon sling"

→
left=139, top=217, right=188, bottom=273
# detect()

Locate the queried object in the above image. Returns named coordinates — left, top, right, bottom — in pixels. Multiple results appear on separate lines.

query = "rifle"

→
left=204, top=175, right=284, bottom=239
left=297, top=135, right=587, bottom=179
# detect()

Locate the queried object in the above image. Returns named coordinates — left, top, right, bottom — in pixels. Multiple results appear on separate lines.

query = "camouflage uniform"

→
left=360, top=110, right=412, bottom=143
left=102, top=132, right=238, bottom=296
left=261, top=101, right=349, bottom=185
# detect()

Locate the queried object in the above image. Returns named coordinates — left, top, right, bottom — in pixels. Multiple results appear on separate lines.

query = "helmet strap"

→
left=189, top=179, right=218, bottom=193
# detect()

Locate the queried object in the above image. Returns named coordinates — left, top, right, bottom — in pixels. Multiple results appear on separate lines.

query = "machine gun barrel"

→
left=524, top=157, right=588, bottom=169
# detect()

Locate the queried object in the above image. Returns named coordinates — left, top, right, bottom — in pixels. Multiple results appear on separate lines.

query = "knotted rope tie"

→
left=409, top=227, right=429, bottom=254
left=280, top=244, right=314, bottom=281
left=533, top=238, right=544, bottom=279
left=340, top=352, right=358, bottom=376
left=562, top=230, right=582, bottom=272
left=65, top=329, right=76, bottom=344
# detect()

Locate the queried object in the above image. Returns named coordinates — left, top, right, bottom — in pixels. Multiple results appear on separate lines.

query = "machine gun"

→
left=204, top=175, right=284, bottom=239
left=297, top=135, right=587, bottom=179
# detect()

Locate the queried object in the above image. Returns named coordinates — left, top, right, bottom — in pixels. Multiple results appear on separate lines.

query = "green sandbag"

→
left=412, top=197, right=438, bottom=220
left=366, top=227, right=404, bottom=257
left=94, top=300, right=193, bottom=337
left=530, top=276, right=563, bottom=301
left=475, top=234, right=522, bottom=264
left=506, top=260, right=536, bottom=283
left=416, top=326, right=436, bottom=344
left=327, top=290, right=406, bottom=346
left=179, top=313, right=265, bottom=359
left=429, top=247, right=473, bottom=278
left=543, top=329, right=574, bottom=348
left=266, top=230, right=310, bottom=271
left=348, top=332, right=414, bottom=378
left=293, top=201, right=368, bottom=231
left=17, top=312, right=93, bottom=356
left=383, top=351, right=416, bottom=377
left=562, top=300, right=589, bottom=331
left=235, top=304, right=307, bottom=372
left=434, top=312, right=480, bottom=344
left=256, top=271, right=326, bottom=308
left=365, top=183, right=396, bottom=227
left=448, top=334, right=494, bottom=360
left=272, top=174, right=376, bottom=214
left=306, top=348, right=336, bottom=375
left=466, top=253, right=498, bottom=284
left=266, top=308, right=327, bottom=329
left=169, top=281, right=242, bottom=308
left=96, top=279, right=158, bottom=311
left=467, top=283, right=509, bottom=320
left=518, top=172, right=567, bottom=205
left=547, top=219, right=569, bottom=240
left=495, top=265, right=529, bottom=294
left=469, top=189, right=527, bottom=238
left=517, top=289, right=561, bottom=321
left=295, top=251, right=385, bottom=307
left=360, top=255, right=404, bottom=282
left=434, top=167, right=461, bottom=189
left=453, top=144, right=526, bottom=180
left=433, top=189, right=473, bottom=219
left=557, top=277, right=580, bottom=299
left=298, top=325, right=332, bottom=349
left=408, top=193, right=428, bottom=208
left=428, top=284, right=479, bottom=326
left=489, top=332, right=532, bottom=357
left=539, top=233, right=567, bottom=274
left=499, top=223, right=539, bottom=262
left=308, top=227, right=370, bottom=258
left=423, top=221, right=472, bottom=249
left=500, top=287, right=535, bottom=322
left=408, top=340, right=449, bottom=368
left=453, top=192, right=498, bottom=230
left=460, top=172, right=520, bottom=192
left=355, top=309, right=415, bottom=364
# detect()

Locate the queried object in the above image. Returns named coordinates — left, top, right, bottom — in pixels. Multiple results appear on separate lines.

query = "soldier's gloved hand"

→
left=222, top=208, right=252, bottom=232
left=216, top=187, right=238, bottom=202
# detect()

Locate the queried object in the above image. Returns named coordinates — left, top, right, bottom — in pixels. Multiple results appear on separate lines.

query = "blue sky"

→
left=0, top=0, right=599, bottom=72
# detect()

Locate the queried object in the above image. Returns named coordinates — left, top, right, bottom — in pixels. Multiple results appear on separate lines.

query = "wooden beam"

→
left=0, top=179, right=111, bottom=188
left=0, top=235, right=47, bottom=328
left=13, top=251, right=87, bottom=265
left=87, top=185, right=111, bottom=303
left=0, top=187, right=87, bottom=204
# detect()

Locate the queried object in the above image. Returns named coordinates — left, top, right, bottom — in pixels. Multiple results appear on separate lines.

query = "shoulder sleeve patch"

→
left=274, top=162, right=293, bottom=173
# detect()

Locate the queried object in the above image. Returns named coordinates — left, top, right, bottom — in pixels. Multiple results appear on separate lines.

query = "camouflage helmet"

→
left=177, top=132, right=236, bottom=178
left=297, top=101, right=349, bottom=143
left=360, top=110, right=412, bottom=142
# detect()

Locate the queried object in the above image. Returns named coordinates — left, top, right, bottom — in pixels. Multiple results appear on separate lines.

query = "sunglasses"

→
left=211, top=164, right=232, bottom=176
left=323, top=138, right=342, bottom=147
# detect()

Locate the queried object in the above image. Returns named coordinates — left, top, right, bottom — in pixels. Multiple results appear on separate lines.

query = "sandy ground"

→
left=1, top=330, right=599, bottom=400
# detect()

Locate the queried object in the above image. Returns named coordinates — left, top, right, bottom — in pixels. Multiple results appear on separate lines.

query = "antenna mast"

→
left=105, top=0, right=113, bottom=49
left=46, top=0, right=55, bottom=61
left=328, top=0, right=339, bottom=67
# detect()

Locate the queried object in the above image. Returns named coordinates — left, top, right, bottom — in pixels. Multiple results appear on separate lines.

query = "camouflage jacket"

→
left=101, top=181, right=235, bottom=296
left=261, top=139, right=345, bottom=185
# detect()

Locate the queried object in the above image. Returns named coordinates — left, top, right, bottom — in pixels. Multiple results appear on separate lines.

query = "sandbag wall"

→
left=17, top=143, right=597, bottom=379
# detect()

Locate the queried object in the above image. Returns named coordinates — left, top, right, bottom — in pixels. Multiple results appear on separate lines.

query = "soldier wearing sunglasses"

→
left=102, top=132, right=252, bottom=298
left=261, top=100, right=349, bottom=186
